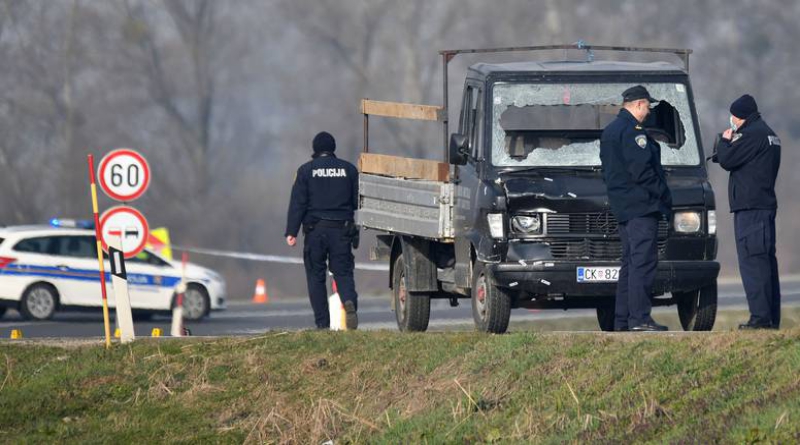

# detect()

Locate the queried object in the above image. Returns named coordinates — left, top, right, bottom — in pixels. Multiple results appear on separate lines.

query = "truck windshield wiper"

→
left=502, top=166, right=601, bottom=175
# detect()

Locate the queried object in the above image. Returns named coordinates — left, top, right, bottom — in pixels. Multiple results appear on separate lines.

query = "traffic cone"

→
left=328, top=279, right=347, bottom=331
left=252, top=279, right=269, bottom=304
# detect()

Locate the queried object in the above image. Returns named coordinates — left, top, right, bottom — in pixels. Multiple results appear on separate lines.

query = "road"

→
left=2, top=280, right=799, bottom=338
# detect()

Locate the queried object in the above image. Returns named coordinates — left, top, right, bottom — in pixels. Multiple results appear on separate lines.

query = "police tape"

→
left=171, top=245, right=389, bottom=271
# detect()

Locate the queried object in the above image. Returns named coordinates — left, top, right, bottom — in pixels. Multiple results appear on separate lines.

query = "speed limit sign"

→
left=98, top=149, right=151, bottom=202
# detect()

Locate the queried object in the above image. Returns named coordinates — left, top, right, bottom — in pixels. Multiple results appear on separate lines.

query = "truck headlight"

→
left=512, top=214, right=542, bottom=234
left=708, top=210, right=716, bottom=235
left=674, top=211, right=702, bottom=233
left=487, top=213, right=505, bottom=239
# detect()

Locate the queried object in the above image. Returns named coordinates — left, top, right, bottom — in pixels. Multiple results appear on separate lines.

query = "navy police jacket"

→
left=284, top=152, right=359, bottom=237
left=600, top=109, right=672, bottom=223
left=716, top=113, right=780, bottom=212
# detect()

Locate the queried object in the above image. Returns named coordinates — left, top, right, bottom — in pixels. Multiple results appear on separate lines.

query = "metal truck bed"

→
left=357, top=173, right=454, bottom=240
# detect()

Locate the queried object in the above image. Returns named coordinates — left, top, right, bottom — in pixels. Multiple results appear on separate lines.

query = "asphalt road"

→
left=2, top=279, right=799, bottom=338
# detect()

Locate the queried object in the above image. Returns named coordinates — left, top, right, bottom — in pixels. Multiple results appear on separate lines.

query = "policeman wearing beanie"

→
left=285, top=132, right=360, bottom=329
left=600, top=85, right=672, bottom=332
left=713, top=95, right=781, bottom=329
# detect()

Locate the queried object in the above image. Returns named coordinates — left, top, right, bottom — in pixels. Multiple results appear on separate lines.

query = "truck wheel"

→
left=20, top=283, right=58, bottom=320
left=676, top=282, right=717, bottom=331
left=472, top=262, right=511, bottom=334
left=392, top=254, right=430, bottom=332
left=596, top=305, right=615, bottom=332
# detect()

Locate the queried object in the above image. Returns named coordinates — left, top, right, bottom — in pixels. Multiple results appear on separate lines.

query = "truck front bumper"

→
left=488, top=260, right=719, bottom=297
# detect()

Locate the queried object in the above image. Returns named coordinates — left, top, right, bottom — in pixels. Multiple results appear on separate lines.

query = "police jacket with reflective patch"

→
left=285, top=152, right=359, bottom=237
left=600, top=109, right=672, bottom=223
left=717, top=113, right=781, bottom=213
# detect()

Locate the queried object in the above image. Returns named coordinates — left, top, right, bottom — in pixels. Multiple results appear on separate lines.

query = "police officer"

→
left=600, top=85, right=672, bottom=332
left=285, top=131, right=360, bottom=329
left=713, top=95, right=781, bottom=330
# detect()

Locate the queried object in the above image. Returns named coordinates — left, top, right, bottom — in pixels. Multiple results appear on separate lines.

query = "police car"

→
left=0, top=225, right=226, bottom=321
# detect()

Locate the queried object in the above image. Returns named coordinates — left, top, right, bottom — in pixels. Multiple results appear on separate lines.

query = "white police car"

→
left=0, top=225, right=226, bottom=321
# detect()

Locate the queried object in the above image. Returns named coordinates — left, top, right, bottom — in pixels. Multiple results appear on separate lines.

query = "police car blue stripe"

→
left=0, top=264, right=181, bottom=288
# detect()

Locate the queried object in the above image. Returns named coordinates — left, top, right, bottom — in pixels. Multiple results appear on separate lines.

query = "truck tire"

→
left=472, top=261, right=511, bottom=334
left=596, top=305, right=615, bottom=332
left=393, top=254, right=430, bottom=332
left=675, top=282, right=717, bottom=331
left=20, top=283, right=58, bottom=320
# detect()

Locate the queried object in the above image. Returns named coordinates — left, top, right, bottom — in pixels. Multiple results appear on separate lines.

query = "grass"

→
left=2, top=320, right=800, bottom=444
left=504, top=306, right=800, bottom=332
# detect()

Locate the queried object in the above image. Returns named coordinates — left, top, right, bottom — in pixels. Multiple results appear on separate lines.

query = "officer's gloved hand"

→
left=346, top=221, right=360, bottom=249
left=707, top=133, right=723, bottom=164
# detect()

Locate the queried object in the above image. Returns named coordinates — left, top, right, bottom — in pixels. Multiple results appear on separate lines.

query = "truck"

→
left=356, top=44, right=719, bottom=333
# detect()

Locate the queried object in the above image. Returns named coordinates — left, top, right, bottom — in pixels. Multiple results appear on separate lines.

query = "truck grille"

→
left=543, top=212, right=669, bottom=260
left=546, top=212, right=669, bottom=237
left=547, top=239, right=668, bottom=260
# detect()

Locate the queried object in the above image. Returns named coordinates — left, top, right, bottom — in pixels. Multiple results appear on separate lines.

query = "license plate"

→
left=577, top=267, right=620, bottom=283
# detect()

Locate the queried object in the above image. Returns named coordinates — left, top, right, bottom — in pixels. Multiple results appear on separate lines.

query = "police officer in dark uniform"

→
left=600, top=85, right=672, bottom=332
left=713, top=95, right=781, bottom=329
left=285, top=131, right=360, bottom=329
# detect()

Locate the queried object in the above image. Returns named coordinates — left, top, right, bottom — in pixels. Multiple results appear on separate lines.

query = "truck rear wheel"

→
left=472, top=262, right=511, bottom=334
left=675, top=282, right=717, bottom=331
left=393, top=254, right=430, bottom=332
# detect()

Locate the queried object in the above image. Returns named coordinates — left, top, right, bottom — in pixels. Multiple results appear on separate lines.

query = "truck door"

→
left=453, top=82, right=484, bottom=287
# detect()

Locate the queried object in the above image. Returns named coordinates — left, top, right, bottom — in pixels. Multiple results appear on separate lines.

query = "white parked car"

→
left=0, top=225, right=226, bottom=321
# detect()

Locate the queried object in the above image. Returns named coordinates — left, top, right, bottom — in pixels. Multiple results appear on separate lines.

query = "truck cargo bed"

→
left=357, top=173, right=454, bottom=240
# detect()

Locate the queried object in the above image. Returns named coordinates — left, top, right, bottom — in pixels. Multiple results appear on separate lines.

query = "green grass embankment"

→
left=2, top=326, right=800, bottom=444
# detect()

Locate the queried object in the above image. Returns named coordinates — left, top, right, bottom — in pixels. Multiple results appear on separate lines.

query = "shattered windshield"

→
left=491, top=82, right=701, bottom=167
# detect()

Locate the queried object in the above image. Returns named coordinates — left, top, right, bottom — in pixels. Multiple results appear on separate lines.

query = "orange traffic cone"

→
left=252, top=279, right=269, bottom=304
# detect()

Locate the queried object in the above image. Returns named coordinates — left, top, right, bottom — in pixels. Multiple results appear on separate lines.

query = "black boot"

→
left=344, top=301, right=358, bottom=330
left=738, top=320, right=773, bottom=330
left=630, top=321, right=668, bottom=332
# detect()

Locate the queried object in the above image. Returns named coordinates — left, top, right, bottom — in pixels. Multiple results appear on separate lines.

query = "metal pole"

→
left=87, top=154, right=112, bottom=348
left=442, top=53, right=449, bottom=163
left=363, top=111, right=369, bottom=153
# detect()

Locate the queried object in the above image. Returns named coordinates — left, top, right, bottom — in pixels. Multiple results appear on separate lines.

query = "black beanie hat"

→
left=730, top=94, right=758, bottom=119
left=312, top=131, right=336, bottom=153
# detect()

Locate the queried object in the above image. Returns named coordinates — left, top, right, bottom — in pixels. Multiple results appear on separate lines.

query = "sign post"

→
left=108, top=235, right=135, bottom=343
left=91, top=148, right=152, bottom=347
left=87, top=155, right=112, bottom=348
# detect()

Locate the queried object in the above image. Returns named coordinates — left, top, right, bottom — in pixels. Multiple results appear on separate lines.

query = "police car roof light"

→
left=49, top=218, right=94, bottom=229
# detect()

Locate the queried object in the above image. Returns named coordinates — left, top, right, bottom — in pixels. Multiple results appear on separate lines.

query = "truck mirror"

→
left=449, top=133, right=469, bottom=165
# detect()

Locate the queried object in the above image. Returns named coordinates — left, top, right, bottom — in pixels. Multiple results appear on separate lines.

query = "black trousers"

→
left=615, top=214, right=659, bottom=330
left=734, top=209, right=780, bottom=327
left=303, top=225, right=358, bottom=328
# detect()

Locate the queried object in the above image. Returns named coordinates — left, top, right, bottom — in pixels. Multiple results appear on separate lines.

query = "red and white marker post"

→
left=171, top=252, right=188, bottom=337
left=87, top=155, right=112, bottom=348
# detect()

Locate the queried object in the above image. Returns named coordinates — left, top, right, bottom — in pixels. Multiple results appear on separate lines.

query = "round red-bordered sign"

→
left=98, top=149, right=151, bottom=202
left=99, top=206, right=150, bottom=259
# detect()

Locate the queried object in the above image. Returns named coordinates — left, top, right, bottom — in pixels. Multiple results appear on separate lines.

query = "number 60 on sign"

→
left=98, top=148, right=151, bottom=202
